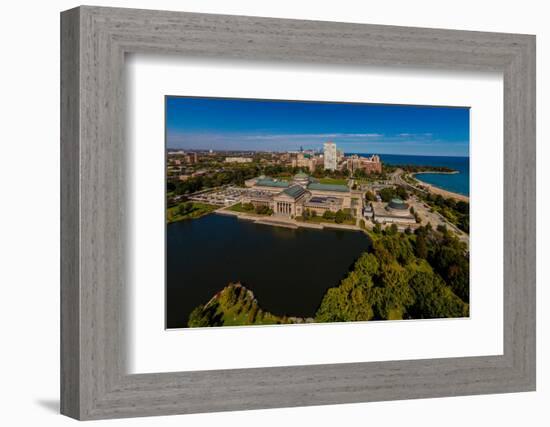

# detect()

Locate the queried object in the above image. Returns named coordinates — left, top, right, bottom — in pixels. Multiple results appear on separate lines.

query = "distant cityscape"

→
left=167, top=141, right=467, bottom=232
left=168, top=141, right=381, bottom=176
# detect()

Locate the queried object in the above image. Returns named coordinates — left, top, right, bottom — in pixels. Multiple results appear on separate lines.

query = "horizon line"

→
left=166, top=148, right=469, bottom=158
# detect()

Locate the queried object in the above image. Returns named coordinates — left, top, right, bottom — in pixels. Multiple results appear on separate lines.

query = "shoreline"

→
left=217, top=208, right=364, bottom=233
left=412, top=170, right=459, bottom=175
left=411, top=174, right=469, bottom=202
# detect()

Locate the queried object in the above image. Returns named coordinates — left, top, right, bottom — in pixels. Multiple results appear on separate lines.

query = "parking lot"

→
left=189, top=186, right=247, bottom=206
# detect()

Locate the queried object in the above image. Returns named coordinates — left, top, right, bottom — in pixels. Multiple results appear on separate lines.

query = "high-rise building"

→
left=323, top=141, right=337, bottom=170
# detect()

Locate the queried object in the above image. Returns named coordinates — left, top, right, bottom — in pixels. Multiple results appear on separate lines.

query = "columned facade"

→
left=276, top=201, right=294, bottom=216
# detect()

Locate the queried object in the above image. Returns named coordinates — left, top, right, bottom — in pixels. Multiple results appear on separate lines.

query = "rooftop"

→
left=255, top=178, right=290, bottom=188
left=246, top=190, right=274, bottom=200
left=308, top=182, right=350, bottom=193
left=389, top=198, right=408, bottom=210
left=306, top=196, right=343, bottom=207
left=283, top=185, right=307, bottom=200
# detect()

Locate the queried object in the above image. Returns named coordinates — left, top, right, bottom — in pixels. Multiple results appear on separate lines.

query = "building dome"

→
left=293, top=172, right=310, bottom=187
left=388, top=198, right=408, bottom=210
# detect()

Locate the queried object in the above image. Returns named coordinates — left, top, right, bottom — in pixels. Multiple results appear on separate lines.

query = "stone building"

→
left=346, top=154, right=382, bottom=174
left=241, top=173, right=355, bottom=219
left=291, top=153, right=320, bottom=172
left=371, top=198, right=416, bottom=225
left=273, top=186, right=308, bottom=216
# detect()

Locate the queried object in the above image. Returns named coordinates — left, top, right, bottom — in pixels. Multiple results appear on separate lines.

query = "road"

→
left=389, top=169, right=469, bottom=248
left=408, top=196, right=469, bottom=249
left=390, top=168, right=428, bottom=195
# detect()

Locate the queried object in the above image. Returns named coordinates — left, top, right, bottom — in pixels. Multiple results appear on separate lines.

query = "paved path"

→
left=216, top=207, right=362, bottom=232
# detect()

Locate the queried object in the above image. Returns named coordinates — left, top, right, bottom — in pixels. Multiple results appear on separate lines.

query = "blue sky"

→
left=166, top=96, right=470, bottom=157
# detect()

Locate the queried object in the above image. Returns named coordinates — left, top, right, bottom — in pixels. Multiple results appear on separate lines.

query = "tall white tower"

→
left=323, top=141, right=337, bottom=171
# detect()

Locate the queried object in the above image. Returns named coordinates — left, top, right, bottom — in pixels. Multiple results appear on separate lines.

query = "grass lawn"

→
left=227, top=202, right=254, bottom=213
left=227, top=203, right=272, bottom=216
left=318, top=177, right=348, bottom=185
left=297, top=215, right=356, bottom=226
left=167, top=202, right=218, bottom=224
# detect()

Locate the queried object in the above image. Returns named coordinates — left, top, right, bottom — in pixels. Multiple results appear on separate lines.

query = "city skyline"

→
left=166, top=96, right=470, bottom=157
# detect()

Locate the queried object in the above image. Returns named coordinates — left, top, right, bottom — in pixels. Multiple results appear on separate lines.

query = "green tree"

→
left=386, top=223, right=398, bottom=235
left=247, top=304, right=260, bottom=323
left=316, top=254, right=378, bottom=322
left=456, top=201, right=469, bottom=214
left=323, top=210, right=335, bottom=220
left=378, top=187, right=396, bottom=202
left=415, top=233, right=428, bottom=259
left=396, top=186, right=408, bottom=200
left=365, top=191, right=375, bottom=201
left=459, top=215, right=470, bottom=233
left=436, top=224, right=448, bottom=235
left=178, top=202, right=193, bottom=216
left=187, top=301, right=223, bottom=327
left=255, top=204, right=271, bottom=215
left=335, top=209, right=346, bottom=224
left=428, top=235, right=469, bottom=302
left=408, top=269, right=469, bottom=319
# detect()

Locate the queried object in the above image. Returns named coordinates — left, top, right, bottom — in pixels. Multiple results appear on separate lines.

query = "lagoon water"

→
left=167, top=214, right=371, bottom=328
left=355, top=153, right=470, bottom=196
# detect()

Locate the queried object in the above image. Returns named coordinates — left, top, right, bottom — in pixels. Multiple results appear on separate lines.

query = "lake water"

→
left=354, top=153, right=470, bottom=196
left=166, top=214, right=371, bottom=328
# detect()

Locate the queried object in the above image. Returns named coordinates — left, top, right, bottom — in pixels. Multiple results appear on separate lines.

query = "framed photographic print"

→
left=61, top=6, right=536, bottom=420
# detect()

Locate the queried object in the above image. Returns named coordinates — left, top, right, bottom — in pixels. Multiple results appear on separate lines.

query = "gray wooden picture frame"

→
left=60, top=5, right=536, bottom=420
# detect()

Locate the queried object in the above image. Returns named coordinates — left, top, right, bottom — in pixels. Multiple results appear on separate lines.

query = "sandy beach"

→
left=412, top=174, right=469, bottom=202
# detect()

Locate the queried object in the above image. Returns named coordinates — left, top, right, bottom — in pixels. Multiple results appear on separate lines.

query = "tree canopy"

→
left=315, top=226, right=469, bottom=322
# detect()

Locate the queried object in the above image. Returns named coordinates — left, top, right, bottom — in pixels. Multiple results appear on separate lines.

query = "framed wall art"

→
left=61, top=5, right=536, bottom=420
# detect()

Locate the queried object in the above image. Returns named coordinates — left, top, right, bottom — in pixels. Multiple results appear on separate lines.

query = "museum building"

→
left=241, top=173, right=354, bottom=218
left=370, top=198, right=416, bottom=225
